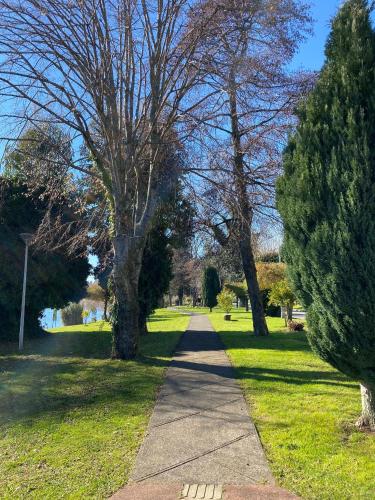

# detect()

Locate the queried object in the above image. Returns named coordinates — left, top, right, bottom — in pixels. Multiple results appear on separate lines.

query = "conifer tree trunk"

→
left=357, top=384, right=375, bottom=431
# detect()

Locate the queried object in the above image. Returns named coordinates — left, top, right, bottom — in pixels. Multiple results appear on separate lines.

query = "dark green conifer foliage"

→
left=202, top=266, right=221, bottom=312
left=277, top=0, right=375, bottom=429
left=0, top=179, right=89, bottom=340
left=138, top=183, right=194, bottom=334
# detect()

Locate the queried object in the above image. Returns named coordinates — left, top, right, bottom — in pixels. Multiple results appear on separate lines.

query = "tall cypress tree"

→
left=202, top=266, right=221, bottom=312
left=277, top=0, right=375, bottom=430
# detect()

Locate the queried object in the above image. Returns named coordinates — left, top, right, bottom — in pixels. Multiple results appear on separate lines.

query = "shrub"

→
left=261, top=289, right=281, bottom=317
left=287, top=320, right=304, bottom=332
left=61, top=303, right=83, bottom=326
left=217, top=289, right=235, bottom=313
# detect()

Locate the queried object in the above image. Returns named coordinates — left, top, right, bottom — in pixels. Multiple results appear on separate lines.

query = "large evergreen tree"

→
left=0, top=127, right=90, bottom=341
left=277, top=0, right=375, bottom=430
left=138, top=183, right=194, bottom=334
left=0, top=178, right=89, bottom=340
left=202, top=266, right=221, bottom=312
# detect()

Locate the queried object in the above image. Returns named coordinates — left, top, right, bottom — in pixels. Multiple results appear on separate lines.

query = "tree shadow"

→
left=156, top=356, right=354, bottom=390
left=0, top=356, right=168, bottom=425
left=218, top=329, right=312, bottom=352
left=0, top=329, right=178, bottom=426
left=234, top=365, right=354, bottom=389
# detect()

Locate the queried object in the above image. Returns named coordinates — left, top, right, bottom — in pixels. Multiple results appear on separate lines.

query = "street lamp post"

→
left=19, top=233, right=33, bottom=351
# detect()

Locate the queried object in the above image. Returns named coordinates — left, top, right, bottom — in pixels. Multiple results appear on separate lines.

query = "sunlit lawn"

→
left=201, top=308, right=375, bottom=499
left=0, top=309, right=189, bottom=499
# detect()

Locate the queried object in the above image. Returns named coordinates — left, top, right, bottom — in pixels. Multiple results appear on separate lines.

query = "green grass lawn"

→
left=0, top=309, right=189, bottom=500
left=203, top=308, right=375, bottom=499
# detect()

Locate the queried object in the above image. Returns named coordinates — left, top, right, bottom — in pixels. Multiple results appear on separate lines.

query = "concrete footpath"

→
left=112, top=315, right=297, bottom=500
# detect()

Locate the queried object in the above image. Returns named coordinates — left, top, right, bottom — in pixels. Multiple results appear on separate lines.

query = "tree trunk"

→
left=356, top=383, right=375, bottom=431
left=111, top=234, right=144, bottom=360
left=287, top=303, right=293, bottom=322
left=228, top=74, right=269, bottom=337
left=103, top=292, right=109, bottom=321
left=239, top=236, right=269, bottom=336
left=139, top=311, right=149, bottom=336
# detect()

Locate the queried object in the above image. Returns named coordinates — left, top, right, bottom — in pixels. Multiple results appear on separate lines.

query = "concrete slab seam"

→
left=151, top=397, right=244, bottom=429
left=133, top=431, right=253, bottom=483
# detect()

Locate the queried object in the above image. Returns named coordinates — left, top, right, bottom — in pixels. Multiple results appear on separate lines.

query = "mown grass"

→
left=0, top=309, right=189, bottom=499
left=202, top=308, right=375, bottom=499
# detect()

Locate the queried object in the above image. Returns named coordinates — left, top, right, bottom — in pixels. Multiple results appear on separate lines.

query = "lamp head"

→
left=20, top=233, right=34, bottom=245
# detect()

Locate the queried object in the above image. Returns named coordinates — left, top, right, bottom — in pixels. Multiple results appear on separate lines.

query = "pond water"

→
left=42, top=308, right=104, bottom=329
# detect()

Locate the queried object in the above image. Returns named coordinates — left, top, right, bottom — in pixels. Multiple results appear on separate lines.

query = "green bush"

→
left=61, top=303, right=83, bottom=326
left=261, top=289, right=281, bottom=317
left=217, top=289, right=235, bottom=313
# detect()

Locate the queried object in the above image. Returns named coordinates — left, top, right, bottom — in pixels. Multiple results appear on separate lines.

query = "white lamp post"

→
left=19, top=232, right=33, bottom=351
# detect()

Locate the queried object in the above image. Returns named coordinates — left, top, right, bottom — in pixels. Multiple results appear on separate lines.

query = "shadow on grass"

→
left=153, top=357, right=354, bottom=390
left=0, top=330, right=181, bottom=360
left=216, top=329, right=355, bottom=389
left=0, top=329, right=179, bottom=426
left=218, top=329, right=312, bottom=352
left=233, top=365, right=354, bottom=389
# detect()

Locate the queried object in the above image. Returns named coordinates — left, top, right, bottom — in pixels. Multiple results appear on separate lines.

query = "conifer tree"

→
left=202, top=267, right=221, bottom=312
left=277, top=0, right=375, bottom=430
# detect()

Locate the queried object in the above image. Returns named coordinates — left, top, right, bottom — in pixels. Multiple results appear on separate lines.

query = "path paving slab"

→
left=131, top=315, right=273, bottom=485
left=111, top=314, right=297, bottom=499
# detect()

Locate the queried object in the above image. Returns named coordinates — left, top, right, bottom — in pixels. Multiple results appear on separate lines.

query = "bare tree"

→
left=188, top=0, right=312, bottom=335
left=0, top=0, right=207, bottom=358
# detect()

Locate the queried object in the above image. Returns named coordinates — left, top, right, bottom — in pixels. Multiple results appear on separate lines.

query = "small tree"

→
left=269, top=280, right=296, bottom=326
left=217, top=289, right=235, bottom=314
left=256, top=263, right=286, bottom=291
left=202, top=266, right=221, bottom=312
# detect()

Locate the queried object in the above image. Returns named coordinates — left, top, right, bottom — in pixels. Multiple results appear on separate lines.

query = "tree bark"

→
left=228, top=75, right=269, bottom=337
left=103, top=291, right=109, bottom=321
left=111, top=234, right=144, bottom=359
left=356, top=383, right=375, bottom=431
left=287, top=303, right=293, bottom=322
left=239, top=235, right=269, bottom=336
left=139, top=311, right=149, bottom=336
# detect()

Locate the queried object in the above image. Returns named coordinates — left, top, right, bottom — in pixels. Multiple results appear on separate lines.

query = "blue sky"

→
left=292, top=1, right=342, bottom=70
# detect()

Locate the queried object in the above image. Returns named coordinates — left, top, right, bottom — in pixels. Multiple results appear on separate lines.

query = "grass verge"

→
left=204, top=308, right=375, bottom=499
left=0, top=309, right=189, bottom=499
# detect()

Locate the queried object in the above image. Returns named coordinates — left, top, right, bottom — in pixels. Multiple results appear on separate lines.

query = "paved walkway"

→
left=112, top=315, right=297, bottom=499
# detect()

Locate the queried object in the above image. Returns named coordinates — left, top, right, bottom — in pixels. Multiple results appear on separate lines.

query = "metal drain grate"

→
left=181, top=484, right=223, bottom=500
